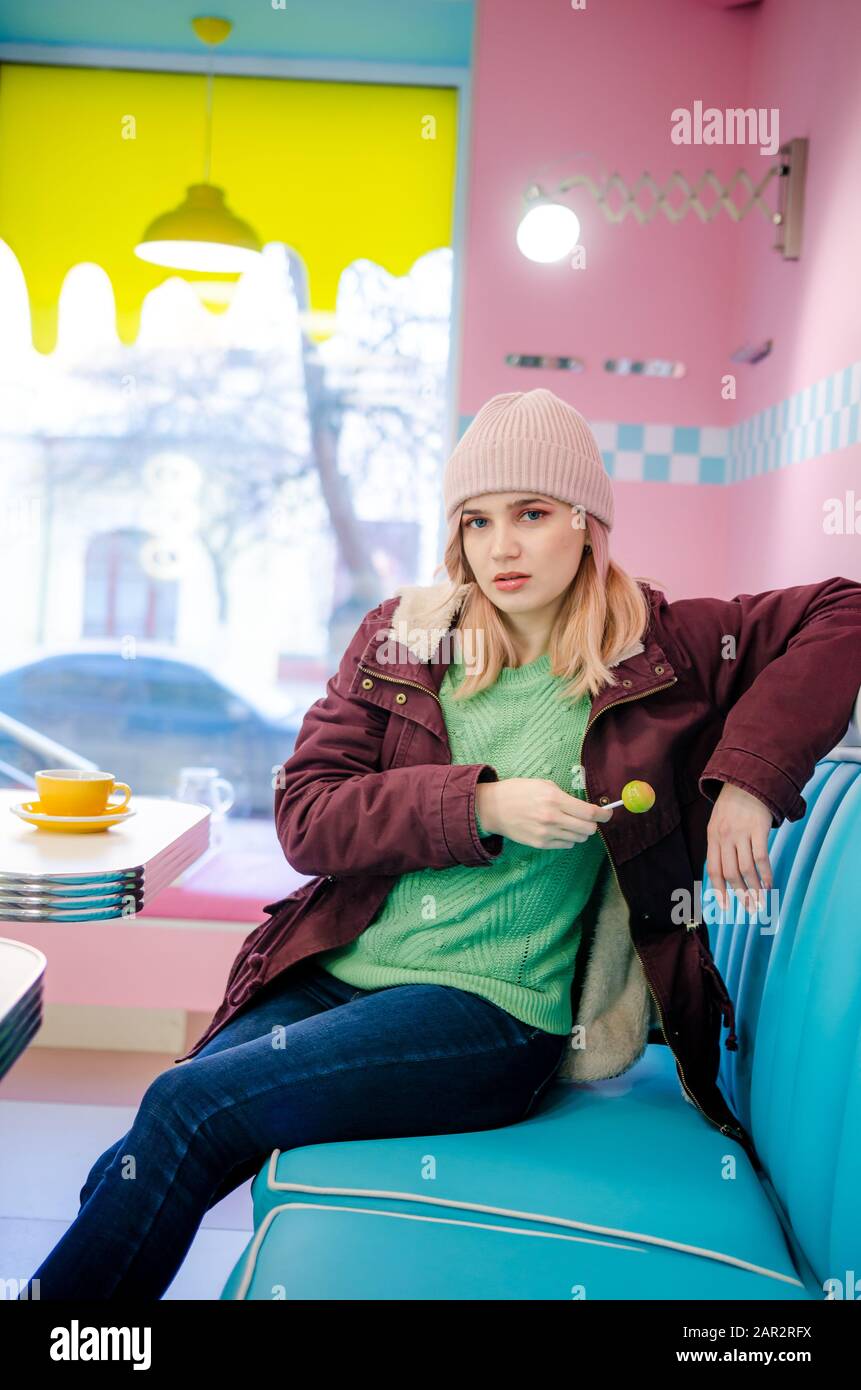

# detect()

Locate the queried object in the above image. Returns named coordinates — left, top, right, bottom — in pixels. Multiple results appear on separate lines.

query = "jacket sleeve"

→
left=658, top=575, right=861, bottom=828
left=273, top=601, right=504, bottom=877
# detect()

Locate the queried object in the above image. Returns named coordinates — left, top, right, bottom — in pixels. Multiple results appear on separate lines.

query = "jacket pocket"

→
left=226, top=876, right=335, bottom=998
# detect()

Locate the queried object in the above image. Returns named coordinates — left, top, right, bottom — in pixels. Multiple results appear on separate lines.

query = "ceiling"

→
left=0, top=0, right=475, bottom=68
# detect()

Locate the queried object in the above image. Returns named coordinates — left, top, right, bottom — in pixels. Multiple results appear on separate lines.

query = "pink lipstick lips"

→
left=493, top=572, right=531, bottom=591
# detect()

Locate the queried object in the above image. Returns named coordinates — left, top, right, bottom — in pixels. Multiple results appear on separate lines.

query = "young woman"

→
left=22, top=388, right=861, bottom=1299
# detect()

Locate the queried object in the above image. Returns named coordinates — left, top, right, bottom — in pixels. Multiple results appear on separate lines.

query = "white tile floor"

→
left=0, top=1052, right=256, bottom=1300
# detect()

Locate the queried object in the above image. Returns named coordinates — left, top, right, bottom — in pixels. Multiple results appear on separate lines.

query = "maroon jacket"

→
left=174, top=574, right=861, bottom=1167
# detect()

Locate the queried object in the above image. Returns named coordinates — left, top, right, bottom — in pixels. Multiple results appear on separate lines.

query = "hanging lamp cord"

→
left=203, top=67, right=214, bottom=183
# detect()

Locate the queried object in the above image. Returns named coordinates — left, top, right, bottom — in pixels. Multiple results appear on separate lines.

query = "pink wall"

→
left=459, top=0, right=861, bottom=597
left=724, top=0, right=861, bottom=590
left=605, top=482, right=730, bottom=601
left=18, top=921, right=243, bottom=1018
left=727, top=448, right=861, bottom=590
left=463, top=0, right=749, bottom=421
left=732, top=0, right=861, bottom=400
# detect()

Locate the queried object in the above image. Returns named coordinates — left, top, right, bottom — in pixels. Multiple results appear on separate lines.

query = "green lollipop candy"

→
left=605, top=780, right=656, bottom=812
left=621, top=780, right=656, bottom=812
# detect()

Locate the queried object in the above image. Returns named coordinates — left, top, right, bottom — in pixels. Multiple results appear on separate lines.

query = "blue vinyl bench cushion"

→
left=222, top=1044, right=812, bottom=1300
left=221, top=751, right=861, bottom=1301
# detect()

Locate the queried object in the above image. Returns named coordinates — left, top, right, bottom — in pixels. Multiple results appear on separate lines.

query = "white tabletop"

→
left=0, top=791, right=211, bottom=880
left=0, top=937, right=46, bottom=1017
left=0, top=937, right=47, bottom=1078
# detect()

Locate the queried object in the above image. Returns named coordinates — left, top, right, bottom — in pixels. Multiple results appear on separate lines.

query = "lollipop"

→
left=605, top=779, right=656, bottom=813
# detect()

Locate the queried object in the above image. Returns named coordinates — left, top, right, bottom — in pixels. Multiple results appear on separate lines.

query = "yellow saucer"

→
left=12, top=800, right=137, bottom=834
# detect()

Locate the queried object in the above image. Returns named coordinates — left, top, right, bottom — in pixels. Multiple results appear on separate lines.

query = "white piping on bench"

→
left=232, top=1200, right=651, bottom=1300
left=225, top=1149, right=806, bottom=1299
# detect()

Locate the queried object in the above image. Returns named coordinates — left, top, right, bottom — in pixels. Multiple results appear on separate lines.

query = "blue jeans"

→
left=20, top=958, right=568, bottom=1299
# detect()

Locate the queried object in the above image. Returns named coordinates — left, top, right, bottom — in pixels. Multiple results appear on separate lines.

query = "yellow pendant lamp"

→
left=134, top=16, right=262, bottom=274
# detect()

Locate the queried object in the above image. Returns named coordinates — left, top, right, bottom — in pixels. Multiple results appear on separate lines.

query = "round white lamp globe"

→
left=516, top=201, right=581, bottom=263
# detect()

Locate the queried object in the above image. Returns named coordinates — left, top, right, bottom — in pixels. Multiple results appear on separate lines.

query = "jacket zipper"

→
left=357, top=662, right=443, bottom=708
left=582, top=677, right=746, bottom=1143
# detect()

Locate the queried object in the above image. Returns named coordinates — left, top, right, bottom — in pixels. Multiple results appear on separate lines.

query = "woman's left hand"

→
left=705, top=782, right=774, bottom=912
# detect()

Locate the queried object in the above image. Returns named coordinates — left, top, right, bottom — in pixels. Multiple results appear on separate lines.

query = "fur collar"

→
left=381, top=580, right=656, bottom=1084
left=383, top=580, right=646, bottom=667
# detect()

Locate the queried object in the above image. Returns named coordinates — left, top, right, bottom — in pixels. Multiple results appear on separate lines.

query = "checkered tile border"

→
left=458, top=361, right=861, bottom=485
left=726, top=362, right=861, bottom=482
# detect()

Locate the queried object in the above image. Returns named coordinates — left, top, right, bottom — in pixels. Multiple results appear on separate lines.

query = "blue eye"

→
left=463, top=509, right=547, bottom=529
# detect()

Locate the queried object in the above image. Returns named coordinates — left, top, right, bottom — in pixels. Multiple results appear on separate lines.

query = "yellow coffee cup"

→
left=34, top=770, right=132, bottom=817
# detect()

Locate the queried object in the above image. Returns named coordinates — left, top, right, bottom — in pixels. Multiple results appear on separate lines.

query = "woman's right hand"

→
left=476, top=778, right=613, bottom=850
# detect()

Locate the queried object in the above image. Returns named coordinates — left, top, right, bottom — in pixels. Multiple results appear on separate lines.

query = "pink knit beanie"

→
left=443, top=389, right=614, bottom=544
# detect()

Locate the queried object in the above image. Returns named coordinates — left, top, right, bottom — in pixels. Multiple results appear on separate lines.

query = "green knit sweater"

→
left=316, top=651, right=607, bottom=1034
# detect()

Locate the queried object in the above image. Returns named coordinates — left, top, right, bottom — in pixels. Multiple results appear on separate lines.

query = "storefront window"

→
left=0, top=239, right=453, bottom=907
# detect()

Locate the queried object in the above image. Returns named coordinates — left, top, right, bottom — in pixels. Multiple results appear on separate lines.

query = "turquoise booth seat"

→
left=221, top=744, right=861, bottom=1301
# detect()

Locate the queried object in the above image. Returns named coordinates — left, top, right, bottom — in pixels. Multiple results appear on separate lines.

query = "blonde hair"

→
left=430, top=510, right=667, bottom=704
